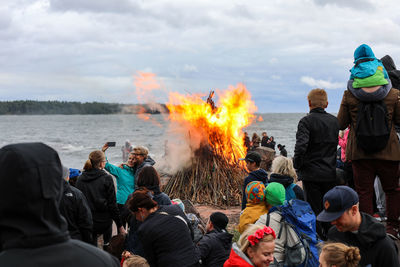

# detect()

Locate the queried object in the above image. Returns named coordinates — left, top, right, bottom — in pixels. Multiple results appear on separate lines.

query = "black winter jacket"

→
left=59, top=180, right=93, bottom=243
left=138, top=205, right=200, bottom=267
left=242, top=168, right=269, bottom=210
left=269, top=173, right=304, bottom=200
left=197, top=230, right=233, bottom=267
left=328, top=212, right=399, bottom=267
left=76, top=168, right=122, bottom=228
left=0, top=143, right=119, bottom=267
left=293, top=108, right=339, bottom=182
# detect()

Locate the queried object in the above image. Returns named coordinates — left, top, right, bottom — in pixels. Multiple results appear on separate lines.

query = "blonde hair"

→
left=83, top=150, right=105, bottom=171
left=133, top=146, right=149, bottom=158
left=271, top=156, right=298, bottom=181
left=307, top=88, right=328, bottom=108
left=123, top=255, right=150, bottom=267
left=238, top=224, right=274, bottom=253
left=321, top=242, right=361, bottom=267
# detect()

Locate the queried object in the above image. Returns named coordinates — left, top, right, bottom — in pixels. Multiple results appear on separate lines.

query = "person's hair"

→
left=252, top=133, right=259, bottom=138
left=307, top=88, right=328, bottom=108
left=137, top=166, right=160, bottom=187
left=271, top=156, right=298, bottom=181
left=321, top=242, right=361, bottom=267
left=133, top=146, right=149, bottom=158
left=269, top=136, right=274, bottom=141
left=127, top=188, right=157, bottom=212
left=238, top=224, right=275, bottom=253
left=262, top=132, right=267, bottom=136
left=123, top=255, right=150, bottom=267
left=83, top=150, right=105, bottom=171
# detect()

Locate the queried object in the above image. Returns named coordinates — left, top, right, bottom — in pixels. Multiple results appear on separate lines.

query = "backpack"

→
left=355, top=101, right=391, bottom=153
left=285, top=183, right=297, bottom=201
left=266, top=199, right=320, bottom=267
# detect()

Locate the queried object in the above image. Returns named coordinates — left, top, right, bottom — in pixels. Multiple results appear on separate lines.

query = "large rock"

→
left=254, top=146, right=275, bottom=171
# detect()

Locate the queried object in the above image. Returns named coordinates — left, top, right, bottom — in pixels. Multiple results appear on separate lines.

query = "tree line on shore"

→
left=0, top=100, right=168, bottom=115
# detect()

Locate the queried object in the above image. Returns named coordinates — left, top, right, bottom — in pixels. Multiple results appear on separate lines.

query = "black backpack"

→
left=356, top=101, right=391, bottom=153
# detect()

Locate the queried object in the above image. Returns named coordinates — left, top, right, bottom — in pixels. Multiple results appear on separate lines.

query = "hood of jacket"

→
left=269, top=173, right=294, bottom=188
left=0, top=143, right=69, bottom=250
left=357, top=212, right=387, bottom=246
left=354, top=44, right=375, bottom=61
left=224, top=242, right=254, bottom=266
left=350, top=44, right=388, bottom=80
left=347, top=79, right=392, bottom=101
left=210, top=229, right=233, bottom=250
left=79, top=168, right=108, bottom=182
left=248, top=169, right=269, bottom=182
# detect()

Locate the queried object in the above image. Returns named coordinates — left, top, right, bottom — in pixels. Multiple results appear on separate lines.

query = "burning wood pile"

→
left=163, top=85, right=257, bottom=206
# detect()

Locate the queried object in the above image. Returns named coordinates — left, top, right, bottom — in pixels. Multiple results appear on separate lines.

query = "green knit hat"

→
left=265, top=182, right=285, bottom=206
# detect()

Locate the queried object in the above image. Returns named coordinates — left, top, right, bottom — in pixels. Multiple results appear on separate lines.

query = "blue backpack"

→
left=267, top=199, right=320, bottom=267
left=285, top=183, right=297, bottom=201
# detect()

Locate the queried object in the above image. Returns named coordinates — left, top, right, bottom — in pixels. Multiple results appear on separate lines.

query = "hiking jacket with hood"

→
left=269, top=173, right=304, bottom=201
left=223, top=243, right=254, bottom=267
left=293, top=107, right=339, bottom=182
left=0, top=142, right=119, bottom=267
left=381, top=54, right=400, bottom=89
left=328, top=212, right=399, bottom=267
left=197, top=229, right=233, bottom=267
left=241, top=168, right=268, bottom=210
left=59, top=180, right=93, bottom=243
left=76, top=168, right=122, bottom=228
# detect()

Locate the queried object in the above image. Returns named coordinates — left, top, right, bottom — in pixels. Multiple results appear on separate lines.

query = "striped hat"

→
left=246, top=181, right=266, bottom=204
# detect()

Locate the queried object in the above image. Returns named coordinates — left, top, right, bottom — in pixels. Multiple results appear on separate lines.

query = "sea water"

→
left=0, top=113, right=306, bottom=168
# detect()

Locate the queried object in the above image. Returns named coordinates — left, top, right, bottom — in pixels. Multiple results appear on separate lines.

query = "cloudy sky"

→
left=1, top=0, right=400, bottom=112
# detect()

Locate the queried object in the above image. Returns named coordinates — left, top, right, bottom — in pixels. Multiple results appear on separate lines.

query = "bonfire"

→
left=163, top=84, right=257, bottom=207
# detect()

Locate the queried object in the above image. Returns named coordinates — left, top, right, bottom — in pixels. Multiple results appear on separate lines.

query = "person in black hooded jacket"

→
left=197, top=212, right=233, bottom=267
left=381, top=54, right=400, bottom=89
left=59, top=165, right=93, bottom=244
left=239, top=151, right=269, bottom=210
left=0, top=142, right=119, bottom=267
left=76, top=150, right=126, bottom=248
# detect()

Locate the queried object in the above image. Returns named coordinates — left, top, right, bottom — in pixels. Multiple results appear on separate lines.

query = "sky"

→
left=1, top=0, right=400, bottom=112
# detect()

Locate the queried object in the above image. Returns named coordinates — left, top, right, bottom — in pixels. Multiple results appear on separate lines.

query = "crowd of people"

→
left=1, top=43, right=400, bottom=267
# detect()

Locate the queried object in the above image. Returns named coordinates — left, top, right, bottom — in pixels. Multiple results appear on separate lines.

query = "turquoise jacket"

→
left=105, top=162, right=135, bottom=205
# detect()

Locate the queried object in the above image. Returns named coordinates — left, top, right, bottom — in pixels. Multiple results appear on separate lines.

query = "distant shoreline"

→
left=0, top=100, right=168, bottom=115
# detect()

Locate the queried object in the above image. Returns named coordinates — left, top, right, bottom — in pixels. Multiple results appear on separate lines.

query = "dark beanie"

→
left=210, top=212, right=229, bottom=231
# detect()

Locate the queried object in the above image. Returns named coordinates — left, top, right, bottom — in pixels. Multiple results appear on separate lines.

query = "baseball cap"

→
left=317, top=186, right=359, bottom=222
left=239, top=151, right=261, bottom=164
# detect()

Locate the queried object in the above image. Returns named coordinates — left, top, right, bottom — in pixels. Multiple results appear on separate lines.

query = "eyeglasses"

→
left=132, top=153, right=144, bottom=156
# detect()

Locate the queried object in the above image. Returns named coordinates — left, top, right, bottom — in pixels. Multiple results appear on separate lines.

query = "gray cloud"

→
left=312, top=0, right=374, bottom=10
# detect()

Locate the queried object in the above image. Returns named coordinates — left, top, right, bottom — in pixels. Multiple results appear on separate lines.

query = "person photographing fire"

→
left=239, top=151, right=269, bottom=210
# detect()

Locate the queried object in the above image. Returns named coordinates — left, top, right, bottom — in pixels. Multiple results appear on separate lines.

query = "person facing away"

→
left=269, top=156, right=304, bottom=201
left=239, top=181, right=268, bottom=234
left=239, top=151, right=269, bottom=210
left=252, top=133, right=261, bottom=149
left=317, top=186, right=399, bottom=267
left=122, top=140, right=133, bottom=162
left=127, top=188, right=199, bottom=267
left=0, top=142, right=120, bottom=267
left=293, top=88, right=339, bottom=240
left=124, top=166, right=172, bottom=256
left=243, top=132, right=251, bottom=152
left=337, top=44, right=400, bottom=239
left=224, top=224, right=276, bottom=267
left=261, top=132, right=269, bottom=147
left=59, top=165, right=93, bottom=244
left=197, top=212, right=233, bottom=267
left=319, top=242, right=361, bottom=267
left=276, top=144, right=287, bottom=157
left=75, top=150, right=126, bottom=248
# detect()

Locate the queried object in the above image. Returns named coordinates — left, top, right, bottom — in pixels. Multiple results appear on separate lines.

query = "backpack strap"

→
left=158, top=211, right=188, bottom=227
left=266, top=213, right=270, bottom=226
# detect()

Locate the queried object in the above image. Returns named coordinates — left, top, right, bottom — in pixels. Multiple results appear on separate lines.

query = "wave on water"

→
left=60, top=144, right=85, bottom=152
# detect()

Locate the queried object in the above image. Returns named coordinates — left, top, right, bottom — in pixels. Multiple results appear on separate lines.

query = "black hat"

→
left=210, top=212, right=229, bottom=230
left=239, top=151, right=261, bottom=164
left=317, top=186, right=359, bottom=222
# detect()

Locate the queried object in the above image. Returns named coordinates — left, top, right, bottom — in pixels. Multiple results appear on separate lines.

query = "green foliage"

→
left=0, top=100, right=167, bottom=115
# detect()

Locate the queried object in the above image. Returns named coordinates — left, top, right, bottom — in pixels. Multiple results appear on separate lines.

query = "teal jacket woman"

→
left=105, top=162, right=135, bottom=205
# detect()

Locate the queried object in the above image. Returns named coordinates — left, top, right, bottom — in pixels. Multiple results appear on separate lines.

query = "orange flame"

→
left=257, top=116, right=264, bottom=122
left=167, top=83, right=257, bottom=164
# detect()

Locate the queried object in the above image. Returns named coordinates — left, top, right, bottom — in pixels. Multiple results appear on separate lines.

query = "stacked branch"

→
left=163, top=141, right=247, bottom=207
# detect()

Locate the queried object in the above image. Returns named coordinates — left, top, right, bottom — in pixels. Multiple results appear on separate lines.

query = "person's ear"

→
left=246, top=246, right=255, bottom=260
left=351, top=205, right=358, bottom=215
left=325, top=101, right=329, bottom=108
left=308, top=99, right=312, bottom=108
